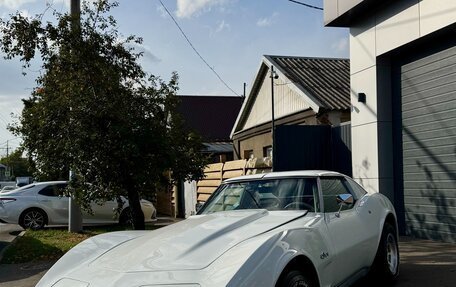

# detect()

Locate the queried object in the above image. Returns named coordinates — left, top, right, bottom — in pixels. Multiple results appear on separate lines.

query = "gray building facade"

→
left=325, top=0, right=455, bottom=242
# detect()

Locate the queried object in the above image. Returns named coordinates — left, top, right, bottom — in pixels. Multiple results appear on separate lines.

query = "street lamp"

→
left=270, top=65, right=278, bottom=171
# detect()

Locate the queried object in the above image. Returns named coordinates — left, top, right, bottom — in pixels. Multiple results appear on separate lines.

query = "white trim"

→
left=230, top=56, right=324, bottom=139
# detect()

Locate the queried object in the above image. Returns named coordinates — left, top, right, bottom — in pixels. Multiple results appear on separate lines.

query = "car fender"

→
left=16, top=203, right=50, bottom=223
left=36, top=230, right=149, bottom=287
left=219, top=226, right=328, bottom=287
left=359, top=193, right=398, bottom=265
left=375, top=193, right=398, bottom=240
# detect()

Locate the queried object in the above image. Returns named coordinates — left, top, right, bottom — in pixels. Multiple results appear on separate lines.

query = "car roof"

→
left=20, top=181, right=67, bottom=188
left=7, top=181, right=67, bottom=193
left=223, top=170, right=345, bottom=183
left=0, top=181, right=67, bottom=196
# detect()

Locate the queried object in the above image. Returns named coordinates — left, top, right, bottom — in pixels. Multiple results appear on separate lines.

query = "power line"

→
left=158, top=0, right=240, bottom=97
left=0, top=137, right=22, bottom=147
left=288, top=0, right=323, bottom=10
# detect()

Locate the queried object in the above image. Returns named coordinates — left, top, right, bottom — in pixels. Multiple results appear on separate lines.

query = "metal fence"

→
left=274, top=123, right=352, bottom=176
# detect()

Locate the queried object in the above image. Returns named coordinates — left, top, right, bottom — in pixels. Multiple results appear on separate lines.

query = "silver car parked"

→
left=0, top=181, right=156, bottom=229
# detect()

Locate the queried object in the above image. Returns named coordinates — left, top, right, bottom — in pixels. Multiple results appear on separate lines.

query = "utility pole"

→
left=243, top=83, right=247, bottom=100
left=68, top=0, right=83, bottom=233
left=270, top=66, right=278, bottom=171
left=71, top=0, right=80, bottom=15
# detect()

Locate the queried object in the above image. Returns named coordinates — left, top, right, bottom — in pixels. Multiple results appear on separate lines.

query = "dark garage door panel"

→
left=402, top=118, right=456, bottom=134
left=401, top=45, right=456, bottom=242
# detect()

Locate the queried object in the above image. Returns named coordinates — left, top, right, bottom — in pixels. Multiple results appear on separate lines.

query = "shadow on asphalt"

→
left=353, top=238, right=456, bottom=287
left=9, top=230, right=22, bottom=236
left=0, top=260, right=56, bottom=284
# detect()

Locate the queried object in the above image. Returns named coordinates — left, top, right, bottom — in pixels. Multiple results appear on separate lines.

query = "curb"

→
left=0, top=230, right=26, bottom=263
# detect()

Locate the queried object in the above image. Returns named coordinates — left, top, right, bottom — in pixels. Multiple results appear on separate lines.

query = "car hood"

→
left=91, top=209, right=306, bottom=272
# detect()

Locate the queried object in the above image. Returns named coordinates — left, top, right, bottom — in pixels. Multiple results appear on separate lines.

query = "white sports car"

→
left=36, top=171, right=399, bottom=287
left=0, top=181, right=156, bottom=229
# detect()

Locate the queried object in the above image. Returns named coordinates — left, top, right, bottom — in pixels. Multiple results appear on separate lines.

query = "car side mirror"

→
left=335, top=194, right=354, bottom=218
left=337, top=194, right=354, bottom=205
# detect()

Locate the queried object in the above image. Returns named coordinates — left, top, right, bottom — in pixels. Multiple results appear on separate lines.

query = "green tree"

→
left=0, top=148, right=35, bottom=179
left=0, top=1, right=207, bottom=229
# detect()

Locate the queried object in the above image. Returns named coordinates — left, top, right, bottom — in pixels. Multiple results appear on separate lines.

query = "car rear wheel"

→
left=119, top=208, right=132, bottom=226
left=371, top=223, right=399, bottom=282
left=281, top=270, right=313, bottom=287
left=20, top=208, right=47, bottom=230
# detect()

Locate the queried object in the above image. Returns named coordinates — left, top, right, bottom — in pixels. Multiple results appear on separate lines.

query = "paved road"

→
left=0, top=223, right=23, bottom=253
left=354, top=238, right=456, bottom=287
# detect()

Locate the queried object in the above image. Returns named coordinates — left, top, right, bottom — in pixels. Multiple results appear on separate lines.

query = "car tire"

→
left=281, top=270, right=313, bottom=287
left=119, top=208, right=132, bottom=226
left=371, top=223, right=399, bottom=282
left=19, top=208, right=47, bottom=230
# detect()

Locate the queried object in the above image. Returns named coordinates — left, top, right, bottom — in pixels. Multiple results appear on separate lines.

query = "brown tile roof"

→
left=265, top=55, right=350, bottom=110
left=177, top=95, right=243, bottom=142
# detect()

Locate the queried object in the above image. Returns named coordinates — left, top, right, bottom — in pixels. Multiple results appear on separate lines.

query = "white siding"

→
left=242, top=71, right=311, bottom=130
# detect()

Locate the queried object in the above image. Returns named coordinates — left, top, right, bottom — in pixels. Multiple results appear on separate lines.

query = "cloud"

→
left=18, top=9, right=32, bottom=19
left=256, top=12, right=278, bottom=28
left=331, top=37, right=349, bottom=53
left=0, top=0, right=36, bottom=10
left=176, top=0, right=228, bottom=18
left=128, top=42, right=161, bottom=64
left=215, top=20, right=230, bottom=33
left=0, top=93, right=25, bottom=152
left=156, top=5, right=167, bottom=18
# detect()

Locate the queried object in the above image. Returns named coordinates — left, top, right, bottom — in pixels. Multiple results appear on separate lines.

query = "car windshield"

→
left=199, top=177, right=319, bottom=214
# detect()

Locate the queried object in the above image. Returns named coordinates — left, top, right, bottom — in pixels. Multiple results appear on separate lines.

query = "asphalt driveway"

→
left=354, top=237, right=456, bottom=287
left=0, top=229, right=454, bottom=287
left=0, top=223, right=23, bottom=253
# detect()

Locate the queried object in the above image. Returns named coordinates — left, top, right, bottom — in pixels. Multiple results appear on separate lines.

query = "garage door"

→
left=400, top=45, right=456, bottom=242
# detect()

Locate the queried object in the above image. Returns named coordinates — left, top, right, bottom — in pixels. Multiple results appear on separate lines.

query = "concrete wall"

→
left=348, top=0, right=456, bottom=194
left=239, top=132, right=271, bottom=159
left=183, top=180, right=197, bottom=217
left=324, top=0, right=364, bottom=25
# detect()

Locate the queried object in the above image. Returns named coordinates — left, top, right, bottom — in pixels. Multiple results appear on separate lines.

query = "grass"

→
left=1, top=224, right=161, bottom=264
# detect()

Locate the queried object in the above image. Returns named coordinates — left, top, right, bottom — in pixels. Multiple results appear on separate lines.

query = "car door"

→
left=37, top=184, right=69, bottom=224
left=83, top=199, right=119, bottom=224
left=319, top=176, right=370, bottom=284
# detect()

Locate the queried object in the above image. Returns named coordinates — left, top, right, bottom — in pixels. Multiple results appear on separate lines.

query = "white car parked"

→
left=0, top=185, right=16, bottom=193
left=0, top=181, right=156, bottom=229
left=36, top=171, right=399, bottom=287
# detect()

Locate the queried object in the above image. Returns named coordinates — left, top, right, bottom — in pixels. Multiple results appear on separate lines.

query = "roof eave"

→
left=324, top=0, right=385, bottom=27
left=230, top=59, right=269, bottom=139
left=263, top=55, right=323, bottom=113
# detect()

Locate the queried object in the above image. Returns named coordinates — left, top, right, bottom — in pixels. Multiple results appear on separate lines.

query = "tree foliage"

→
left=0, top=148, right=35, bottom=179
left=0, top=1, right=208, bottom=229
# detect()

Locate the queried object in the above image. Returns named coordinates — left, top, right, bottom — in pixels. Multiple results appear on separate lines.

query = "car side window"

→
left=56, top=184, right=67, bottom=196
left=320, top=177, right=355, bottom=213
left=38, top=185, right=58, bottom=197
left=345, top=177, right=367, bottom=199
left=38, top=184, right=67, bottom=197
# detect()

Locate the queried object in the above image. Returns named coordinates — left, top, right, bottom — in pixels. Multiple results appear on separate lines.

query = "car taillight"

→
left=0, top=198, right=16, bottom=204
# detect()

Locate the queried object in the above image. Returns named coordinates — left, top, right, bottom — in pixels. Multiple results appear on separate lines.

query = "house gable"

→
left=231, top=56, right=350, bottom=138
left=240, top=66, right=313, bottom=131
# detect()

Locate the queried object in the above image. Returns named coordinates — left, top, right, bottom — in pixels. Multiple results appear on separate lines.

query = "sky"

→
left=0, top=0, right=348, bottom=156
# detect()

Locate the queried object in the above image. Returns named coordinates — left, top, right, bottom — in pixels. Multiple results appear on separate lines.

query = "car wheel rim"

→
left=24, top=211, right=44, bottom=229
left=292, top=281, right=309, bottom=287
left=386, top=233, right=398, bottom=274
